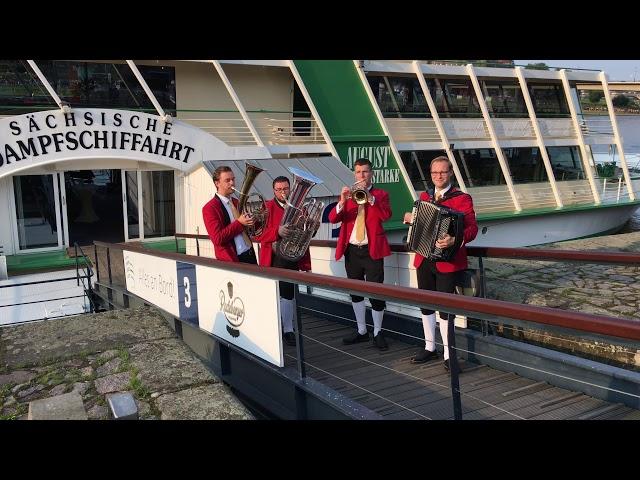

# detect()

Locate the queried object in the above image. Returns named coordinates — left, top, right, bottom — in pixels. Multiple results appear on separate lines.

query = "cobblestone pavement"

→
left=473, top=231, right=640, bottom=368
left=0, top=305, right=253, bottom=420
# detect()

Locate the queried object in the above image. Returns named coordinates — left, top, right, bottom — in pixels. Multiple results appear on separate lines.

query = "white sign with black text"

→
left=123, top=250, right=180, bottom=317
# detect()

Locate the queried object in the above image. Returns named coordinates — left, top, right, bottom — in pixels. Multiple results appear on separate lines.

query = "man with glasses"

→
left=255, top=176, right=312, bottom=346
left=403, top=156, right=478, bottom=371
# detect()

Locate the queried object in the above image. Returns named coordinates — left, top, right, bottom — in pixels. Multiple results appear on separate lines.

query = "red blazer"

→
left=254, top=198, right=311, bottom=271
left=413, top=188, right=478, bottom=273
left=328, top=187, right=392, bottom=261
left=202, top=194, right=246, bottom=263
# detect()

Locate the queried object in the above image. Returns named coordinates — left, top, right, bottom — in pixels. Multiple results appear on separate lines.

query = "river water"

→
left=602, top=115, right=640, bottom=232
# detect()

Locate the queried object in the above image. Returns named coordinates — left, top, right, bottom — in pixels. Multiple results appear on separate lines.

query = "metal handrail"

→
left=74, top=242, right=95, bottom=313
left=163, top=235, right=640, bottom=340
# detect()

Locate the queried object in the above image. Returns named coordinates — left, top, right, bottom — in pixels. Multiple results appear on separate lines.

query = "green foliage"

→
left=128, top=369, right=150, bottom=400
left=588, top=91, right=603, bottom=103
left=612, top=95, right=631, bottom=107
left=525, top=62, right=549, bottom=70
left=597, top=161, right=617, bottom=178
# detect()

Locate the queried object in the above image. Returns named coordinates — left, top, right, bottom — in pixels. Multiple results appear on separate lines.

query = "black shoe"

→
left=443, top=359, right=450, bottom=372
left=411, top=349, right=438, bottom=364
left=373, top=332, right=388, bottom=351
left=343, top=331, right=369, bottom=345
left=283, top=332, right=296, bottom=346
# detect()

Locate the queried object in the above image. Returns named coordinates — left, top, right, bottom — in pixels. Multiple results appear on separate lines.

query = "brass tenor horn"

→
left=232, top=162, right=268, bottom=238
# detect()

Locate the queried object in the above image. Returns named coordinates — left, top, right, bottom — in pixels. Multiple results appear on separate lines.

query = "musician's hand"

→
left=436, top=234, right=455, bottom=249
left=238, top=213, right=254, bottom=226
left=339, top=186, right=350, bottom=205
left=367, top=192, right=374, bottom=205
left=403, top=212, right=412, bottom=224
left=278, top=225, right=292, bottom=238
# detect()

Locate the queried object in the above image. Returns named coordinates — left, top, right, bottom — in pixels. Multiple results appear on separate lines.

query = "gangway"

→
left=89, top=240, right=640, bottom=420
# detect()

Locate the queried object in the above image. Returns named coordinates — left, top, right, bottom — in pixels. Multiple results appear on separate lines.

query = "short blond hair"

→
left=430, top=156, right=452, bottom=172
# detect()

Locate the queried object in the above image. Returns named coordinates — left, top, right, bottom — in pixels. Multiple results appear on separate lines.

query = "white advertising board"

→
left=196, top=265, right=283, bottom=367
left=123, top=250, right=180, bottom=317
left=123, top=250, right=283, bottom=367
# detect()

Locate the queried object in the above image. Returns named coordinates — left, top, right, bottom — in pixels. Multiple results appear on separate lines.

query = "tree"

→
left=525, top=63, right=549, bottom=70
left=588, top=91, right=603, bottom=103
left=612, top=95, right=631, bottom=107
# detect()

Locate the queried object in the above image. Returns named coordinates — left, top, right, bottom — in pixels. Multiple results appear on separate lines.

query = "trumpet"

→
left=349, top=179, right=369, bottom=205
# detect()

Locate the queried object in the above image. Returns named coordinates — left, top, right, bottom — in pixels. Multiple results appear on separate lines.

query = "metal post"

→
left=107, top=247, right=112, bottom=285
left=94, top=244, right=100, bottom=282
left=75, top=244, right=80, bottom=286
left=446, top=315, right=463, bottom=420
left=478, top=256, right=489, bottom=336
left=196, top=237, right=200, bottom=257
left=293, top=287, right=306, bottom=379
left=617, top=176, right=622, bottom=202
left=175, top=236, right=179, bottom=253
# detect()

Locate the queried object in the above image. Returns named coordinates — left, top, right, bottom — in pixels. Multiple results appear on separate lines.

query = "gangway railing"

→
left=74, top=242, right=96, bottom=314
left=93, top=239, right=640, bottom=419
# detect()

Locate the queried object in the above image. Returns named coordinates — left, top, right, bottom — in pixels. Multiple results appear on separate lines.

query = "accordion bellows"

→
left=406, top=201, right=464, bottom=261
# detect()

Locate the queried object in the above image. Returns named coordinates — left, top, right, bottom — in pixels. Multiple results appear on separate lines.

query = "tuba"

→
left=349, top=179, right=369, bottom=205
left=274, top=167, right=324, bottom=262
left=232, top=162, right=268, bottom=238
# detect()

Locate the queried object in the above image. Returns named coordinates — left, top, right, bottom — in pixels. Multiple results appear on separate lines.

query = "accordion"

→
left=406, top=200, right=464, bottom=261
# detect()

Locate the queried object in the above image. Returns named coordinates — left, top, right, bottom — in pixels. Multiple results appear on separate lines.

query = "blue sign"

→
left=177, top=261, right=198, bottom=325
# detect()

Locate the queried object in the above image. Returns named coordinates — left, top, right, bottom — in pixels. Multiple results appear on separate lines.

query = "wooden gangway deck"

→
left=283, top=313, right=640, bottom=420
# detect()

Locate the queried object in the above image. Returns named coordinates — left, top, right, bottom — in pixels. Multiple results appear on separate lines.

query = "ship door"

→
left=61, top=169, right=125, bottom=246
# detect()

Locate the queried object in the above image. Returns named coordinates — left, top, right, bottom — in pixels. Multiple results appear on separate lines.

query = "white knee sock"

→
left=421, top=313, right=436, bottom=352
left=352, top=300, right=367, bottom=334
left=439, top=318, right=450, bottom=360
left=280, top=298, right=294, bottom=334
left=372, top=309, right=384, bottom=337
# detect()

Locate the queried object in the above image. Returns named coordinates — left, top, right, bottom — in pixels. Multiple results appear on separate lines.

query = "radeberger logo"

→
left=219, top=281, right=245, bottom=338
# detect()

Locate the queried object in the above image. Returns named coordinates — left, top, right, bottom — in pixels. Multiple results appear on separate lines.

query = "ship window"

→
left=425, top=78, right=482, bottom=118
left=527, top=83, right=570, bottom=118
left=399, top=150, right=448, bottom=191
left=0, top=61, right=176, bottom=115
left=0, top=60, right=57, bottom=114
left=366, top=74, right=430, bottom=118
left=479, top=79, right=528, bottom=118
left=547, top=146, right=585, bottom=181
left=453, top=148, right=506, bottom=187
left=502, top=147, right=549, bottom=184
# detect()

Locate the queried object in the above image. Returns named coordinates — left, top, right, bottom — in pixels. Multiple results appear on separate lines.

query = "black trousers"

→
left=417, top=260, right=456, bottom=318
left=272, top=254, right=298, bottom=300
left=238, top=247, right=257, bottom=265
left=344, top=244, right=386, bottom=311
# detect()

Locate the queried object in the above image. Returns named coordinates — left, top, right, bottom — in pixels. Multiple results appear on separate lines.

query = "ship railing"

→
left=579, top=114, right=615, bottom=138
left=600, top=176, right=633, bottom=203
left=162, top=234, right=640, bottom=417
left=248, top=114, right=326, bottom=145
left=177, top=110, right=258, bottom=146
left=386, top=117, right=441, bottom=142
left=74, top=242, right=96, bottom=314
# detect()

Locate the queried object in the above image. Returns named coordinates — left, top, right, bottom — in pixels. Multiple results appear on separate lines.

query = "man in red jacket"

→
left=202, top=166, right=257, bottom=264
left=328, top=158, right=392, bottom=350
left=403, top=156, right=478, bottom=370
left=255, top=176, right=312, bottom=347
